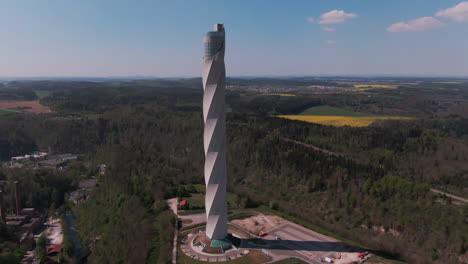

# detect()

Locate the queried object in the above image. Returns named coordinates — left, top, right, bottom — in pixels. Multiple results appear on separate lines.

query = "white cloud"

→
left=323, top=27, right=336, bottom=32
left=306, top=17, right=315, bottom=23
left=387, top=17, right=444, bottom=32
left=325, top=40, right=336, bottom=45
left=319, top=10, right=358, bottom=24
left=436, top=1, right=468, bottom=22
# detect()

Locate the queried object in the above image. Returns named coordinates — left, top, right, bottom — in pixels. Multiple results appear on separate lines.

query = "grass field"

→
left=34, top=90, right=51, bottom=99
left=263, top=93, right=296, bottom=97
left=180, top=184, right=242, bottom=210
left=278, top=106, right=413, bottom=127
left=0, top=108, right=17, bottom=115
left=298, top=106, right=385, bottom=117
left=354, top=84, right=398, bottom=88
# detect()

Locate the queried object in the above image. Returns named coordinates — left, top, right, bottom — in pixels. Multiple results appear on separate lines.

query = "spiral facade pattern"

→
left=202, top=24, right=227, bottom=241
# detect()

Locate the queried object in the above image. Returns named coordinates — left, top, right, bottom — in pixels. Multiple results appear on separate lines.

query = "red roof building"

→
left=47, top=245, right=63, bottom=255
left=358, top=252, right=368, bottom=258
left=179, top=200, right=187, bottom=207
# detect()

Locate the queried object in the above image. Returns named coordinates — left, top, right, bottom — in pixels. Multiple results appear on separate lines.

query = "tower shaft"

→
left=202, top=24, right=227, bottom=241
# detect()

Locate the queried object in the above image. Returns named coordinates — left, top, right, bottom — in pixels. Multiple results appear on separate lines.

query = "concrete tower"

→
left=202, top=24, right=228, bottom=241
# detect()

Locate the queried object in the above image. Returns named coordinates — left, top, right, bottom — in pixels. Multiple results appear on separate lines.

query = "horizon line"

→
left=1, top=74, right=468, bottom=80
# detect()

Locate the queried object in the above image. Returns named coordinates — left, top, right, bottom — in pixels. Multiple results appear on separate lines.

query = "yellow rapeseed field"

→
left=354, top=84, right=398, bottom=89
left=264, top=93, right=296, bottom=96
left=276, top=115, right=413, bottom=127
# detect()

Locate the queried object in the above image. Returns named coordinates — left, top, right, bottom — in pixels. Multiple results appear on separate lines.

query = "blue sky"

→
left=1, top=0, right=467, bottom=77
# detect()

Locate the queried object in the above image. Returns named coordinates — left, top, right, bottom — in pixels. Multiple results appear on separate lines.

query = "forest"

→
left=0, top=78, right=467, bottom=263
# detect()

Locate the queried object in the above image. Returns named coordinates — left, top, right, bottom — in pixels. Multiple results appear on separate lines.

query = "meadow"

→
left=278, top=106, right=413, bottom=127
left=0, top=109, right=16, bottom=115
left=263, top=93, right=296, bottom=96
left=34, top=90, right=51, bottom=99
left=354, top=84, right=398, bottom=88
left=298, top=105, right=386, bottom=117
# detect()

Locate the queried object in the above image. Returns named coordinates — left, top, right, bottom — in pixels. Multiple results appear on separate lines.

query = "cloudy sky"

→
left=1, top=0, right=467, bottom=77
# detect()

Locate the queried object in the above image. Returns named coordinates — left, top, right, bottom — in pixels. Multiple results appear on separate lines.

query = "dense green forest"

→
left=0, top=79, right=467, bottom=263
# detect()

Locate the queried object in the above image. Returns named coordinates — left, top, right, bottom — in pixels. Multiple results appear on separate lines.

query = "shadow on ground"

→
left=240, top=238, right=354, bottom=252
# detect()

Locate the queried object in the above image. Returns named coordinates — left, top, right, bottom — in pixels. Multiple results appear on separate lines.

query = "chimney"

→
left=0, top=190, right=5, bottom=222
left=14, top=181, right=21, bottom=216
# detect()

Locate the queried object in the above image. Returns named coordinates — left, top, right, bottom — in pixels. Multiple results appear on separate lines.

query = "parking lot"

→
left=236, top=214, right=366, bottom=264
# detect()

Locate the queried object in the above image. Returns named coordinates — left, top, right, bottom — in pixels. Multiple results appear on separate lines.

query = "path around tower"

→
left=172, top=208, right=368, bottom=263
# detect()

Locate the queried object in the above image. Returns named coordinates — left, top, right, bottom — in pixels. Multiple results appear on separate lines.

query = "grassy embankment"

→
left=277, top=105, right=413, bottom=127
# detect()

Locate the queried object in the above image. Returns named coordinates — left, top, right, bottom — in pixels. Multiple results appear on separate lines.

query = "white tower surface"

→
left=202, top=24, right=228, bottom=241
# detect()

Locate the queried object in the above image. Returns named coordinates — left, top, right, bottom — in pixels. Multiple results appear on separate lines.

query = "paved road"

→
left=167, top=198, right=178, bottom=215
left=167, top=198, right=178, bottom=264
left=241, top=221, right=355, bottom=264
left=430, top=188, right=468, bottom=203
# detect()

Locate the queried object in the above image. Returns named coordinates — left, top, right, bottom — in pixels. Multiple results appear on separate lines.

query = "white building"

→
left=202, top=24, right=228, bottom=242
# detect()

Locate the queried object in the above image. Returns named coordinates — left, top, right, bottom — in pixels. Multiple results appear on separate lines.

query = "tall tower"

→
left=202, top=24, right=227, bottom=241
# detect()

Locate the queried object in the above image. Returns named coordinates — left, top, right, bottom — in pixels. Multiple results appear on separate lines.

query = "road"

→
left=430, top=188, right=468, bottom=203
left=241, top=221, right=358, bottom=264
left=167, top=198, right=178, bottom=264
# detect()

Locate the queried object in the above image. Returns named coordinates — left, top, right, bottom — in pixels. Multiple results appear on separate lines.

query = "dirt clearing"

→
left=231, top=213, right=285, bottom=234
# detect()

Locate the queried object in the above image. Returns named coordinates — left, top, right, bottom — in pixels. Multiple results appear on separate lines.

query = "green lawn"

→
left=34, top=90, right=51, bottom=99
left=180, top=184, right=243, bottom=210
left=299, top=105, right=387, bottom=117
left=0, top=108, right=17, bottom=115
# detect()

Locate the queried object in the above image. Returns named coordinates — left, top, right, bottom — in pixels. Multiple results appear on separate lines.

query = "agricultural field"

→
left=278, top=106, right=413, bottom=127
left=277, top=115, right=413, bottom=127
left=354, top=84, right=398, bottom=88
left=263, top=93, right=296, bottom=97
left=298, top=106, right=385, bottom=117
left=0, top=100, right=51, bottom=113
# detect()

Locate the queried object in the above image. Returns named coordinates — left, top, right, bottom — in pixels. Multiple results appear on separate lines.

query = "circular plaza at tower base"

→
left=180, top=227, right=250, bottom=262
left=193, top=233, right=239, bottom=254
